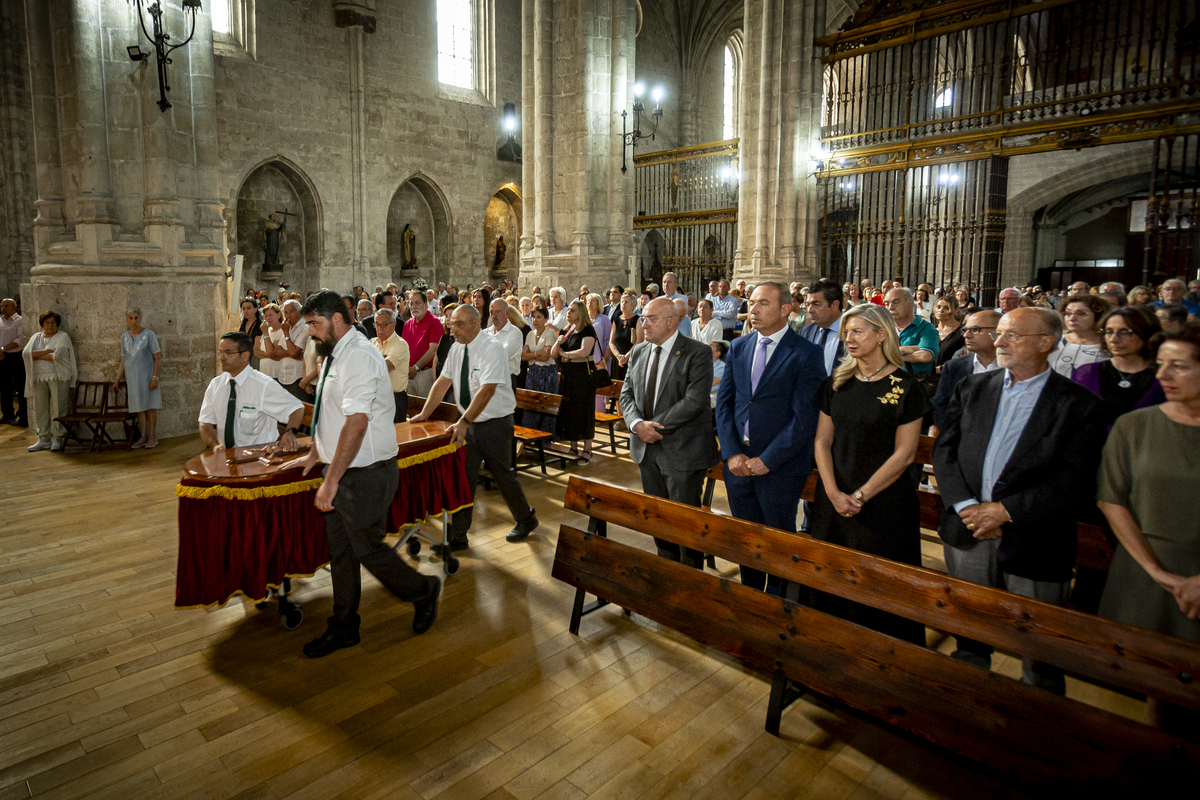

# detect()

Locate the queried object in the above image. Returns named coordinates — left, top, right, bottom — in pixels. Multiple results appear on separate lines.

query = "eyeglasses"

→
left=993, top=331, right=1050, bottom=343
left=963, top=326, right=997, bottom=336
left=1103, top=328, right=1139, bottom=340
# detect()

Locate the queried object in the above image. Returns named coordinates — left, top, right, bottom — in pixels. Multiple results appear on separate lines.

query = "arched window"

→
left=212, top=1, right=230, bottom=33
left=723, top=45, right=736, bottom=140
left=212, top=0, right=254, bottom=59
left=438, top=0, right=475, bottom=90
left=722, top=33, right=742, bottom=141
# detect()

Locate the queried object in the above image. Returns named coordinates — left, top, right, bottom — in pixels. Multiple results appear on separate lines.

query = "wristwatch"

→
left=853, top=489, right=865, bottom=502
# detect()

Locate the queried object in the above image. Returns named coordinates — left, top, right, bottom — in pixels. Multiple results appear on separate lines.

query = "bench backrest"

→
left=551, top=518, right=1199, bottom=787
left=72, top=382, right=108, bottom=415
left=515, top=388, right=562, bottom=415
left=104, top=382, right=129, bottom=414
left=562, top=476, right=1200, bottom=709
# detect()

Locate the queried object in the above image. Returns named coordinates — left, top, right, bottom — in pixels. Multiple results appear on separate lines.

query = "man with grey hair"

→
left=410, top=304, right=539, bottom=548
left=277, top=298, right=310, bottom=401
left=884, top=286, right=939, bottom=374
left=485, top=298, right=523, bottom=388
left=933, top=306, right=1104, bottom=693
left=673, top=297, right=692, bottom=338
left=1154, top=277, right=1200, bottom=317
left=356, top=298, right=376, bottom=340
left=661, top=272, right=687, bottom=303
left=997, top=287, right=1022, bottom=315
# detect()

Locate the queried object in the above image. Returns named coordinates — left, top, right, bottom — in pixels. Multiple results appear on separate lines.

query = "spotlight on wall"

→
left=497, top=102, right=522, bottom=164
left=620, top=81, right=665, bottom=173
left=939, top=172, right=959, bottom=185
left=128, top=0, right=201, bottom=112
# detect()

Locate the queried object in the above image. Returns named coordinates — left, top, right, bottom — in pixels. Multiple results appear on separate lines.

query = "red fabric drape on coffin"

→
left=175, top=447, right=472, bottom=609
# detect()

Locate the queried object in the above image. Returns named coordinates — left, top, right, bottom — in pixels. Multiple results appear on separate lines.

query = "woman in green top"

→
left=1097, top=324, right=1200, bottom=727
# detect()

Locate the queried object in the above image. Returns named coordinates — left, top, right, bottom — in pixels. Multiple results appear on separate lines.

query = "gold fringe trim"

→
left=175, top=478, right=324, bottom=501
left=175, top=443, right=462, bottom=501
left=395, top=442, right=462, bottom=469
left=173, top=565, right=331, bottom=610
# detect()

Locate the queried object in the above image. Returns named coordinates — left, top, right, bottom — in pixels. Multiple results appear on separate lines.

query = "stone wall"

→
left=235, top=165, right=307, bottom=289
left=215, top=0, right=523, bottom=296
left=0, top=0, right=34, bottom=299
left=386, top=182, right=434, bottom=280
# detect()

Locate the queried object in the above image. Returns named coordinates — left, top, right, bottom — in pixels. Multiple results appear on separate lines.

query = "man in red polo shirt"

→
left=403, top=292, right=444, bottom=399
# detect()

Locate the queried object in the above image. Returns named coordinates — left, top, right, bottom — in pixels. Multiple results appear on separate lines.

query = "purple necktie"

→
left=745, top=335, right=771, bottom=440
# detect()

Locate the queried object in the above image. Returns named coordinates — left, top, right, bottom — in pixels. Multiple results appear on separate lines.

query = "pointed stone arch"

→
left=387, top=173, right=453, bottom=284
left=230, top=155, right=324, bottom=293
left=484, top=182, right=522, bottom=284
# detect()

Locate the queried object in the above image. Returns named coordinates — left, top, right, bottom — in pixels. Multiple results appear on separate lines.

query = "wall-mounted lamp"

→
left=497, top=101, right=522, bottom=163
left=128, top=0, right=202, bottom=113
left=620, top=82, right=665, bottom=173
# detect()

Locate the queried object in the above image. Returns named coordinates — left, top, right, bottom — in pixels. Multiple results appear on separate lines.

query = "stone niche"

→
left=484, top=186, right=521, bottom=282
left=386, top=175, right=451, bottom=286
left=235, top=164, right=309, bottom=292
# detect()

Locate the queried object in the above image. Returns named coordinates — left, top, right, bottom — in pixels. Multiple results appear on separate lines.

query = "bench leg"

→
left=765, top=673, right=807, bottom=736
left=569, top=586, right=587, bottom=635
left=701, top=476, right=716, bottom=508
left=607, top=422, right=617, bottom=455
left=536, top=440, right=548, bottom=474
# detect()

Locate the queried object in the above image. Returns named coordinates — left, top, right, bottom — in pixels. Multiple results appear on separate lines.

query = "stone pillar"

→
left=0, top=0, right=35, bottom=296
left=734, top=0, right=824, bottom=286
left=519, top=0, right=636, bottom=292
left=21, top=0, right=227, bottom=439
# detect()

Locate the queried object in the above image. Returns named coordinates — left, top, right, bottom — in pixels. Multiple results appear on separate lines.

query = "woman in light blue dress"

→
left=113, top=309, right=162, bottom=449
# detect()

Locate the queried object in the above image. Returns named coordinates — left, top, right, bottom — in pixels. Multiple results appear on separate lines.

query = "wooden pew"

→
left=405, top=394, right=462, bottom=423
left=513, top=388, right=568, bottom=474
left=594, top=380, right=627, bottom=453
left=554, top=476, right=1200, bottom=787
left=700, top=434, right=1115, bottom=580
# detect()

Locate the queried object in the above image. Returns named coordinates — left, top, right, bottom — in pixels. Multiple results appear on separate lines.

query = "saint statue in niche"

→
left=493, top=236, right=507, bottom=268
left=402, top=223, right=417, bottom=268
left=263, top=213, right=287, bottom=267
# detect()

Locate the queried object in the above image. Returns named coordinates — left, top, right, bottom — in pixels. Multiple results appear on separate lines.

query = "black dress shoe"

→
left=302, top=629, right=360, bottom=658
left=413, top=576, right=441, bottom=635
left=506, top=510, right=539, bottom=542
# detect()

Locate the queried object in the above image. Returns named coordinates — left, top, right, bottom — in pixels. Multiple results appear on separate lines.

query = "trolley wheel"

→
left=445, top=556, right=460, bottom=576
left=282, top=607, right=303, bottom=630
left=407, top=538, right=421, bottom=557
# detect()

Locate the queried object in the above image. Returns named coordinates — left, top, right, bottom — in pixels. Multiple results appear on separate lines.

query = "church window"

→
left=212, top=0, right=255, bottom=60
left=438, top=0, right=475, bottom=90
left=723, top=44, right=736, bottom=140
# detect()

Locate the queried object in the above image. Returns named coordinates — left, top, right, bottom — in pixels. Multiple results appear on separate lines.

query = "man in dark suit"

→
left=933, top=308, right=1106, bottom=693
left=929, top=309, right=1000, bottom=434
left=621, top=298, right=721, bottom=567
left=799, top=279, right=845, bottom=375
left=715, top=282, right=826, bottom=595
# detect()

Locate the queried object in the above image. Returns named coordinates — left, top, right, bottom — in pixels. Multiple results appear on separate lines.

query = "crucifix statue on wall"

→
left=263, top=209, right=296, bottom=267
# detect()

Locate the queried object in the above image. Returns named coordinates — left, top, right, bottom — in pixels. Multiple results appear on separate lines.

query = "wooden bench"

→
left=53, top=381, right=109, bottom=451
left=91, top=382, right=135, bottom=450
left=554, top=476, right=1200, bottom=787
left=700, top=434, right=1115, bottom=587
left=512, top=388, right=569, bottom=474
left=594, top=380, right=627, bottom=454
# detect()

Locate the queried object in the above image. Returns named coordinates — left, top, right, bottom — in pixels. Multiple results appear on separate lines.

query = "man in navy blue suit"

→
left=714, top=281, right=827, bottom=594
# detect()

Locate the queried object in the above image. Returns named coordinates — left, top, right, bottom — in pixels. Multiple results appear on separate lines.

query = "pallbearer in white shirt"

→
left=198, top=332, right=305, bottom=452
left=294, top=291, right=441, bottom=659
left=410, top=304, right=539, bottom=550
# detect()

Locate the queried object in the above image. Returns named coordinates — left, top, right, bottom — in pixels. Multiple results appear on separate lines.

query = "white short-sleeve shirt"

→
left=440, top=333, right=516, bottom=422
left=311, top=329, right=399, bottom=467
left=198, top=367, right=304, bottom=447
left=485, top=322, right=524, bottom=375
left=277, top=319, right=309, bottom=384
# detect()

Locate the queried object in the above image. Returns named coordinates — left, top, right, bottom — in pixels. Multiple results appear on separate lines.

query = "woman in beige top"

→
left=522, top=307, right=559, bottom=435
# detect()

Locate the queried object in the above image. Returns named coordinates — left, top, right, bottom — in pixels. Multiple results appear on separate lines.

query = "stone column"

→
left=519, top=0, right=636, bottom=292
left=21, top=0, right=227, bottom=439
left=734, top=0, right=824, bottom=286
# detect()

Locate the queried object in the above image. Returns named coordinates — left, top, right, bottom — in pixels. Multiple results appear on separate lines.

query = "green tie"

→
left=311, top=355, right=334, bottom=432
left=458, top=345, right=472, bottom=410
left=224, top=379, right=237, bottom=449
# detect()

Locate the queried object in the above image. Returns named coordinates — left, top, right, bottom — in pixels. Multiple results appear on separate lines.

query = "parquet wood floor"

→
left=0, top=425, right=1144, bottom=799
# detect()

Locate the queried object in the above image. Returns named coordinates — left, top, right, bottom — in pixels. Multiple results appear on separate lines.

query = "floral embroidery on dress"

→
left=879, top=374, right=904, bottom=406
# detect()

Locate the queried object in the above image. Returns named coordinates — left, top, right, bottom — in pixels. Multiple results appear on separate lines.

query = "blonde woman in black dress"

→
left=810, top=303, right=931, bottom=645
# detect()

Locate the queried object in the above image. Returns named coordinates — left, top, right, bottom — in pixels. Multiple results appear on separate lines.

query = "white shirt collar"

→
left=756, top=325, right=788, bottom=347
left=649, top=329, right=681, bottom=355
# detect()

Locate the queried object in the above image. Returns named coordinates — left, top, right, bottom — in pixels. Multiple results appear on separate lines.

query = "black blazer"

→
left=930, top=355, right=976, bottom=429
left=932, top=369, right=1106, bottom=582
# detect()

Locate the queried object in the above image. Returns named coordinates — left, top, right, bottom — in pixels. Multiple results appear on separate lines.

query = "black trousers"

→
left=450, top=414, right=534, bottom=540
left=280, top=379, right=310, bottom=403
left=323, top=458, right=430, bottom=635
left=392, top=391, right=409, bottom=423
left=0, top=354, right=27, bottom=423
left=638, top=444, right=707, bottom=568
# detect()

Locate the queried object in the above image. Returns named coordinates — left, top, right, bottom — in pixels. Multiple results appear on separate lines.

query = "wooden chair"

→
left=593, top=380, right=627, bottom=454
left=555, top=476, right=1200, bottom=787
left=511, top=388, right=568, bottom=474
left=53, top=381, right=108, bottom=452
left=92, top=382, right=136, bottom=450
